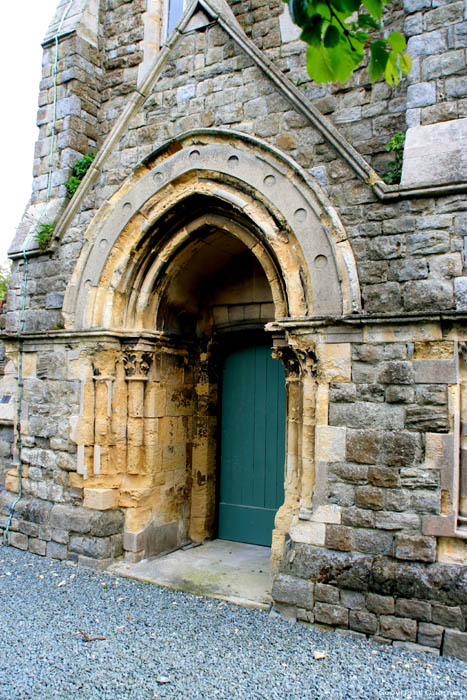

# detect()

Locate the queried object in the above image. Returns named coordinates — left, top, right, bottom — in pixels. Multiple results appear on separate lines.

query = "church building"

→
left=1, top=0, right=467, bottom=658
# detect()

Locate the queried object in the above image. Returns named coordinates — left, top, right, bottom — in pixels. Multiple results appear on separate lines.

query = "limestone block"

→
left=325, top=524, right=352, bottom=552
left=368, top=467, right=399, bottom=488
left=5, top=473, right=19, bottom=493
left=351, top=528, right=393, bottom=555
left=346, top=429, right=381, bottom=464
left=166, top=387, right=193, bottom=416
left=315, top=384, right=329, bottom=427
left=394, top=534, right=437, bottom=563
left=127, top=417, right=144, bottom=446
left=342, top=507, right=375, bottom=528
left=158, top=416, right=188, bottom=446
left=162, top=444, right=187, bottom=472
left=319, top=343, right=351, bottom=382
left=443, top=629, right=467, bottom=660
left=413, top=360, right=457, bottom=384
left=379, top=615, right=417, bottom=642
left=307, top=505, right=342, bottom=524
left=364, top=323, right=442, bottom=344
left=46, top=541, right=67, bottom=560
left=143, top=418, right=158, bottom=445
left=425, top=432, right=454, bottom=471
left=314, top=602, right=349, bottom=627
left=407, top=82, right=436, bottom=108
left=289, top=521, right=325, bottom=546
left=315, top=426, right=346, bottom=462
left=315, top=583, right=340, bottom=603
left=393, top=641, right=439, bottom=655
left=355, top=486, right=384, bottom=510
left=349, top=610, right=378, bottom=635
left=19, top=520, right=39, bottom=537
left=395, top=599, right=431, bottom=622
left=71, top=416, right=94, bottom=445
left=84, top=488, right=118, bottom=511
left=29, top=538, right=46, bottom=556
left=272, top=574, right=314, bottom=609
left=127, top=445, right=144, bottom=474
left=279, top=7, right=301, bottom=43
left=405, top=406, right=449, bottom=432
left=418, top=622, right=443, bottom=649
left=69, top=535, right=112, bottom=559
left=401, top=118, right=467, bottom=187
left=432, top=604, right=465, bottom=630
left=110, top=444, right=128, bottom=474
left=8, top=531, right=28, bottom=550
left=329, top=402, right=405, bottom=430
left=375, top=511, right=420, bottom=530
left=340, top=590, right=365, bottom=610
left=437, top=537, right=467, bottom=565
left=325, top=326, right=363, bottom=344
left=128, top=384, right=145, bottom=418
left=454, top=277, right=467, bottom=311
left=367, top=593, right=395, bottom=615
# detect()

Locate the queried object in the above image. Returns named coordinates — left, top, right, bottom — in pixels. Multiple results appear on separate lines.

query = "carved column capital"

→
left=122, top=351, right=153, bottom=379
left=272, top=342, right=317, bottom=379
left=294, top=347, right=317, bottom=377
left=271, top=345, right=301, bottom=378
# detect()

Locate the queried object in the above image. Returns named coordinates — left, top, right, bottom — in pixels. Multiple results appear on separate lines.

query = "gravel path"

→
left=1, top=546, right=466, bottom=700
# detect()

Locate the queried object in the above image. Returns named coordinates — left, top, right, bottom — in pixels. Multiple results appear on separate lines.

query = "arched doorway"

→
left=64, top=130, right=360, bottom=565
left=153, top=201, right=287, bottom=546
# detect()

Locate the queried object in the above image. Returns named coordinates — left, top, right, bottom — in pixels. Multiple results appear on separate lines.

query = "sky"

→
left=1, top=1, right=60, bottom=264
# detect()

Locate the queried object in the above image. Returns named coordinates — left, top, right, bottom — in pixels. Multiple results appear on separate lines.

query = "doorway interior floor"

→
left=108, top=539, right=272, bottom=610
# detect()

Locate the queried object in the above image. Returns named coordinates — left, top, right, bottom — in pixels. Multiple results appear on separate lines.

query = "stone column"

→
left=271, top=343, right=302, bottom=522
left=92, top=351, right=117, bottom=478
left=189, top=339, right=218, bottom=542
left=294, top=346, right=318, bottom=515
left=122, top=349, right=153, bottom=477
left=459, top=343, right=467, bottom=520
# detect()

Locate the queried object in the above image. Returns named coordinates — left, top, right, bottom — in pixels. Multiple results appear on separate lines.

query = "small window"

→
left=167, top=0, right=185, bottom=35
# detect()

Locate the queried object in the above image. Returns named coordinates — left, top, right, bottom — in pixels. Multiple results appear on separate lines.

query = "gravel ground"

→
left=0, top=546, right=466, bottom=700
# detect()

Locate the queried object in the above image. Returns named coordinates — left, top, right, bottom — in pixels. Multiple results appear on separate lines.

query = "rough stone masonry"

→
left=1, top=0, right=467, bottom=659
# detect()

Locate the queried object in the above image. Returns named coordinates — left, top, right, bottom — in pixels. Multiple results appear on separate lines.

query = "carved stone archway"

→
left=66, top=130, right=359, bottom=565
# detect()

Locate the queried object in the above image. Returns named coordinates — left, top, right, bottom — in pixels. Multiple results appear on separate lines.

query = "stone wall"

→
left=270, top=327, right=467, bottom=659
left=1, top=0, right=467, bottom=661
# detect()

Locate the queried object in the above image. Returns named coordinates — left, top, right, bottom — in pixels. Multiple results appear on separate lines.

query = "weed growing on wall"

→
left=382, top=131, right=405, bottom=185
left=36, top=222, right=56, bottom=251
left=65, top=152, right=97, bottom=199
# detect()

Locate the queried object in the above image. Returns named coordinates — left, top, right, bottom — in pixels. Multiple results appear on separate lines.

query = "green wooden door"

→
left=218, top=344, right=286, bottom=546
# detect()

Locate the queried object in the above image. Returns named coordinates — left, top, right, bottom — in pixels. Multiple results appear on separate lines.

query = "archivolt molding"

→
left=64, top=130, right=361, bottom=331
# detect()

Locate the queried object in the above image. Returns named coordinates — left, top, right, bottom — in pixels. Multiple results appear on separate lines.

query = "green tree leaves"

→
left=285, top=0, right=411, bottom=85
